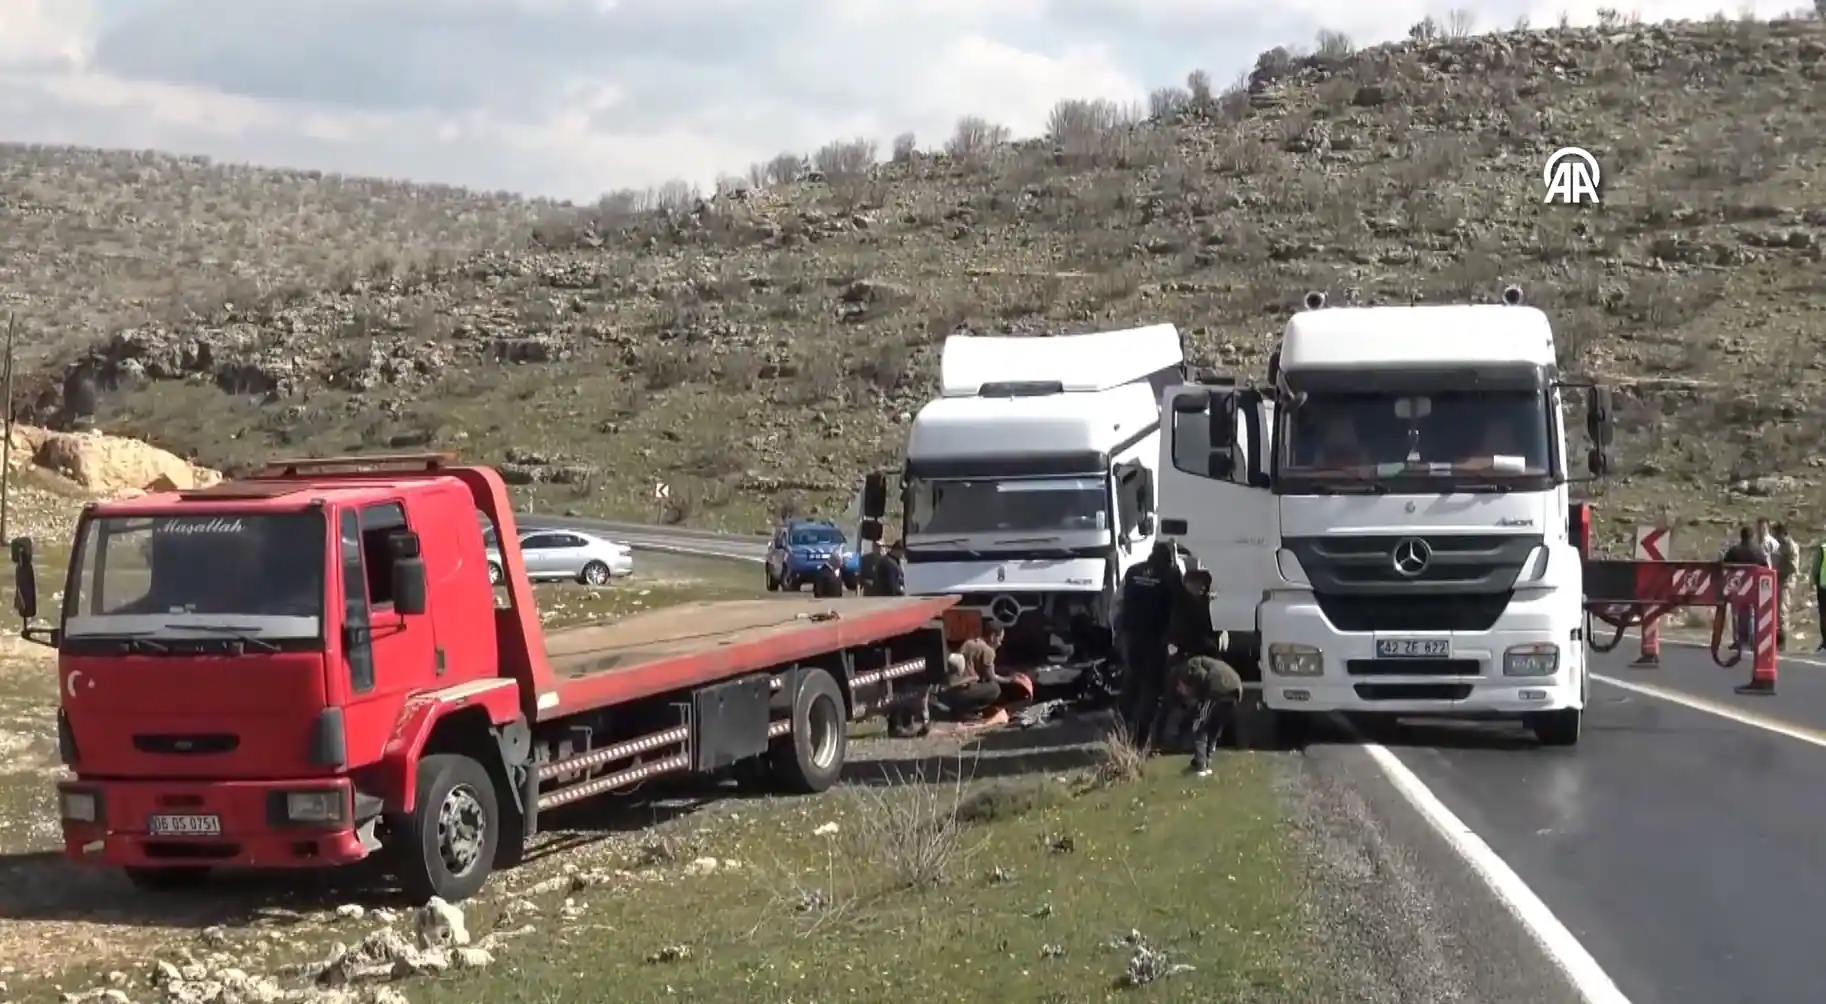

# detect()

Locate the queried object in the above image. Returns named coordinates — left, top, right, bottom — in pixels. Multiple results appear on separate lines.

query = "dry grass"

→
left=7, top=15, right=1826, bottom=544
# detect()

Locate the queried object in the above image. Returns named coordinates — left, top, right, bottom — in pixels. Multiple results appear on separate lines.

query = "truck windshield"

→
left=63, top=513, right=327, bottom=640
left=1279, top=389, right=1553, bottom=490
left=907, top=476, right=1109, bottom=539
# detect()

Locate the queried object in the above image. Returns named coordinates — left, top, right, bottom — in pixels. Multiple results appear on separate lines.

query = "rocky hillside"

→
left=21, top=15, right=1826, bottom=545
left=0, top=145, right=552, bottom=366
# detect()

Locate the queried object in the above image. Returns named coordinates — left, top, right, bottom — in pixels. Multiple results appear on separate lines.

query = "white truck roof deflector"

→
left=939, top=324, right=1183, bottom=397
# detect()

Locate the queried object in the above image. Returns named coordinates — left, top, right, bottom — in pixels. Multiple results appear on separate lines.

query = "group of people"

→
left=1112, top=541, right=1244, bottom=777
left=807, top=540, right=906, bottom=599
left=1721, top=518, right=1826, bottom=651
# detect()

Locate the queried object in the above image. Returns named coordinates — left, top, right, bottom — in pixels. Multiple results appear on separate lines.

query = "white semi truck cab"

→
left=863, top=325, right=1185, bottom=665
left=1157, top=288, right=1614, bottom=746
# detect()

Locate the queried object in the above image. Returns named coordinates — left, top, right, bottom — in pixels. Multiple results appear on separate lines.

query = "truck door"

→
left=337, top=503, right=440, bottom=753
left=1156, top=385, right=1280, bottom=638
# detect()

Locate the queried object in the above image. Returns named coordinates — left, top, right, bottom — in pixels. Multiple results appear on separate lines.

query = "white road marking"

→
left=1362, top=742, right=1633, bottom=1004
left=1591, top=673, right=1826, bottom=747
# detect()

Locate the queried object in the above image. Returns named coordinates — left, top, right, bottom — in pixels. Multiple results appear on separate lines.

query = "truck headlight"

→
left=60, top=790, right=98, bottom=823
left=1503, top=643, right=1559, bottom=677
left=284, top=790, right=346, bottom=824
left=1269, top=642, right=1324, bottom=677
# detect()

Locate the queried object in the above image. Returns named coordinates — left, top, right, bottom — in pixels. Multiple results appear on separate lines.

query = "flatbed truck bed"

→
left=539, top=595, right=957, bottom=715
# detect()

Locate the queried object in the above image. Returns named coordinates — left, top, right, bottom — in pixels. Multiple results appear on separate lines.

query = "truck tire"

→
left=765, top=567, right=781, bottom=592
left=768, top=668, right=847, bottom=794
left=1529, top=709, right=1581, bottom=747
left=396, top=753, right=500, bottom=903
left=124, top=866, right=211, bottom=892
left=487, top=561, right=503, bottom=585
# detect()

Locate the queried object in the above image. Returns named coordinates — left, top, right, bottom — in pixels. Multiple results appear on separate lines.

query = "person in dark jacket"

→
left=857, top=541, right=885, bottom=596
left=1116, top=541, right=1180, bottom=747
left=876, top=542, right=907, bottom=596
left=811, top=551, right=847, bottom=598
left=1154, top=567, right=1221, bottom=750
left=1722, top=526, right=1768, bottom=651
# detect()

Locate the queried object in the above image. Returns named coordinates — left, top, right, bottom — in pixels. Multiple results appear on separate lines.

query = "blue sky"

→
left=0, top=0, right=1801, bottom=201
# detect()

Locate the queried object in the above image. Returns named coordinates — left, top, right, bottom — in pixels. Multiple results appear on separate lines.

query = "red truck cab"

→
left=15, top=454, right=953, bottom=902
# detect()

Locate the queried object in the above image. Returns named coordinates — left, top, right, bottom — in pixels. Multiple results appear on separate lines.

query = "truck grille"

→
left=1314, top=592, right=1513, bottom=633
left=1353, top=683, right=1473, bottom=701
left=132, top=734, right=239, bottom=755
left=1346, top=659, right=1481, bottom=677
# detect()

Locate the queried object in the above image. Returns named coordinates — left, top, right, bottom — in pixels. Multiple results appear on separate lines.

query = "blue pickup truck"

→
left=765, top=519, right=862, bottom=592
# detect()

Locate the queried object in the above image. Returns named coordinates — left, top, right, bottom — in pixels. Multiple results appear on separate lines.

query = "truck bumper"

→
left=1258, top=593, right=1583, bottom=716
left=58, top=777, right=371, bottom=870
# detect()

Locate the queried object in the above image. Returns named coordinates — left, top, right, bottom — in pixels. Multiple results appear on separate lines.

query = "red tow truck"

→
left=10, top=454, right=954, bottom=902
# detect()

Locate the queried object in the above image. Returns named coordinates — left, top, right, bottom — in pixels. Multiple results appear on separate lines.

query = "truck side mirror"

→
left=387, top=531, right=428, bottom=616
left=859, top=518, right=883, bottom=543
left=1586, top=446, right=1612, bottom=477
left=1586, top=386, right=1614, bottom=447
left=1137, top=513, right=1156, bottom=537
left=9, top=536, right=35, bottom=621
left=861, top=472, right=888, bottom=521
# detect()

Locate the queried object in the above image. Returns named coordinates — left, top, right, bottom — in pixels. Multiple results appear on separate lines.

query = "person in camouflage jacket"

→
left=1151, top=654, right=1243, bottom=776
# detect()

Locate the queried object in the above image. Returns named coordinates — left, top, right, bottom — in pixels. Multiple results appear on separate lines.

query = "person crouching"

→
left=1152, top=655, right=1243, bottom=777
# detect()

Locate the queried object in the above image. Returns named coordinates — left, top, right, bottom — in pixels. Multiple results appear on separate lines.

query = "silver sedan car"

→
left=485, top=527, right=633, bottom=586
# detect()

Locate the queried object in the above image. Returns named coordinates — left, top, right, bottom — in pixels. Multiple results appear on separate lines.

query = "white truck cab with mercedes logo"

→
left=862, top=325, right=1185, bottom=667
left=1156, top=287, right=1614, bottom=747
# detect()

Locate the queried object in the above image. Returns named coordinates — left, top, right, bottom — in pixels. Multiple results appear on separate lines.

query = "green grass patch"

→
left=412, top=757, right=1325, bottom=1003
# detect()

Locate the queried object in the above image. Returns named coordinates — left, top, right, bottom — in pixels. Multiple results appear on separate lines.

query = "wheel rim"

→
left=437, top=784, right=487, bottom=877
left=585, top=563, right=608, bottom=585
left=808, top=693, right=842, bottom=769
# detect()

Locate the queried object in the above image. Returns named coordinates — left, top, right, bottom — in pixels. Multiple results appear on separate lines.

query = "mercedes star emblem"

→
left=1390, top=537, right=1432, bottom=578
left=996, top=564, right=1007, bottom=582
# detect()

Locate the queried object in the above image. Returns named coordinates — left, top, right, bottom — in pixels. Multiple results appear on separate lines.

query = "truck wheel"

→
left=1529, top=709, right=1582, bottom=747
left=487, top=561, right=503, bottom=585
left=397, top=753, right=500, bottom=903
left=769, top=668, right=847, bottom=794
left=124, top=866, right=211, bottom=892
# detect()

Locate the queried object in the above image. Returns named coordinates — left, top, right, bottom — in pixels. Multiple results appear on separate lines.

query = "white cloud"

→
left=0, top=0, right=1803, bottom=201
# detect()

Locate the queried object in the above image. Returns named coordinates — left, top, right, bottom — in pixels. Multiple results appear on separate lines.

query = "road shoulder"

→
left=1283, top=741, right=1585, bottom=1004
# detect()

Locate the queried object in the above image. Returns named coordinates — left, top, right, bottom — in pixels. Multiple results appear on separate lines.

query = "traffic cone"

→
left=1737, top=569, right=1779, bottom=695
left=1630, top=614, right=1661, bottom=668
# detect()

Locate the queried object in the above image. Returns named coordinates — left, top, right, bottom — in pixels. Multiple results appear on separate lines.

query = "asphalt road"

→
left=537, top=518, right=1826, bottom=1002
left=1362, top=640, right=1826, bottom=1004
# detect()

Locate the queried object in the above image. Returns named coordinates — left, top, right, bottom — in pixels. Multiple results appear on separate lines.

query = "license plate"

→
left=1376, top=638, right=1450, bottom=659
left=148, top=814, right=221, bottom=836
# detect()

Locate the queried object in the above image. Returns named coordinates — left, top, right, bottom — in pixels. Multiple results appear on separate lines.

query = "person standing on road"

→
left=1116, top=541, right=1180, bottom=747
left=876, top=542, right=907, bottom=596
left=1757, top=518, right=1778, bottom=567
left=1723, top=526, right=1768, bottom=652
left=1813, top=538, right=1826, bottom=653
left=858, top=541, right=885, bottom=596
left=1773, top=522, right=1800, bottom=649
left=811, top=551, right=847, bottom=598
